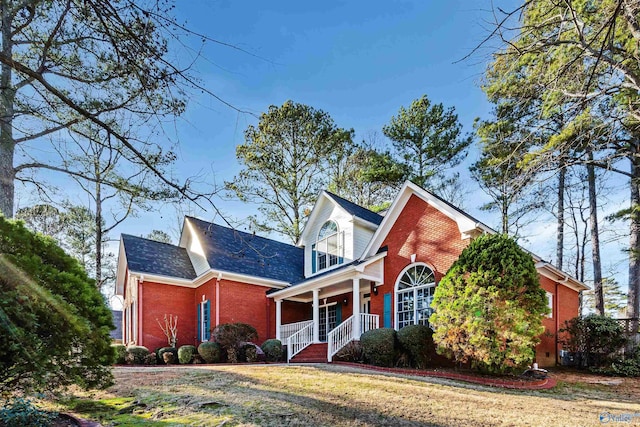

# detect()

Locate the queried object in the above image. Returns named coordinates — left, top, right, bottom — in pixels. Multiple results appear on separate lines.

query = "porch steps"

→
left=289, top=343, right=328, bottom=363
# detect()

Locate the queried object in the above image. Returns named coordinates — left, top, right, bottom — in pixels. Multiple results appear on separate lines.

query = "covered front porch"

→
left=268, top=253, right=385, bottom=362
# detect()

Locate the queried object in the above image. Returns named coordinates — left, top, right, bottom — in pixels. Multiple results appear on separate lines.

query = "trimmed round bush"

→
left=144, top=353, right=157, bottom=365
left=178, top=345, right=197, bottom=364
left=198, top=342, right=222, bottom=363
left=242, top=344, right=258, bottom=363
left=360, top=328, right=397, bottom=367
left=125, top=345, right=150, bottom=365
left=158, top=347, right=178, bottom=365
left=261, top=339, right=283, bottom=362
left=212, top=323, right=258, bottom=362
left=396, top=325, right=435, bottom=369
left=112, top=344, right=127, bottom=365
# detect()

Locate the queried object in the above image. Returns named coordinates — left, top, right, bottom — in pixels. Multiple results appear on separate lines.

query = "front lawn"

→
left=45, top=364, right=640, bottom=426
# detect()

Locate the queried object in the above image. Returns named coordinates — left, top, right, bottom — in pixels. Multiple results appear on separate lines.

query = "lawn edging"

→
left=333, top=362, right=557, bottom=390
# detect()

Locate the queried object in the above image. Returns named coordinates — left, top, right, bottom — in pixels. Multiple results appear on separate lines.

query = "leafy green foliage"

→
left=227, top=100, right=353, bottom=242
left=559, top=315, right=627, bottom=367
left=125, top=346, right=150, bottom=365
left=0, top=217, right=114, bottom=393
left=383, top=95, right=471, bottom=198
left=112, top=344, right=127, bottom=365
left=261, top=339, right=283, bottom=362
left=0, top=397, right=56, bottom=427
left=197, top=342, right=222, bottom=364
left=178, top=345, right=197, bottom=364
left=360, top=328, right=397, bottom=367
left=396, top=325, right=435, bottom=369
left=594, top=350, right=640, bottom=377
left=430, top=234, right=548, bottom=373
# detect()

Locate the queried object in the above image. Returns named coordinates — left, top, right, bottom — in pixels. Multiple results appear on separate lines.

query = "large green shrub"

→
left=261, top=339, right=283, bottom=362
left=396, top=325, right=435, bottom=369
left=198, top=342, right=222, bottom=363
left=125, top=346, right=150, bottom=365
left=430, top=234, right=548, bottom=373
left=560, top=314, right=627, bottom=368
left=112, top=344, right=127, bottom=365
left=178, top=345, right=197, bottom=364
left=360, top=328, right=397, bottom=367
left=212, top=323, right=258, bottom=363
left=0, top=216, right=114, bottom=393
left=158, top=347, right=178, bottom=365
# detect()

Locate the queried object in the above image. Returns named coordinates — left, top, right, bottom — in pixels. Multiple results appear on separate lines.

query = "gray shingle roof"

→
left=325, top=191, right=384, bottom=225
left=121, top=234, right=197, bottom=280
left=187, top=217, right=305, bottom=283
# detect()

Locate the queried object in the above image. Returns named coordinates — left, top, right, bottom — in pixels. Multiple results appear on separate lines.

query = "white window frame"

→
left=200, top=300, right=210, bottom=342
left=315, top=220, right=343, bottom=272
left=395, top=263, right=436, bottom=330
left=546, top=292, right=553, bottom=318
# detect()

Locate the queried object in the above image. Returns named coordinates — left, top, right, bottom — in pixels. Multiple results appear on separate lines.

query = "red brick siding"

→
left=138, top=281, right=196, bottom=351
left=371, top=194, right=470, bottom=327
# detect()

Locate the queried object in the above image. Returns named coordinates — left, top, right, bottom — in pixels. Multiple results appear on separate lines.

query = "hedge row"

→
left=112, top=337, right=284, bottom=365
left=337, top=325, right=436, bottom=368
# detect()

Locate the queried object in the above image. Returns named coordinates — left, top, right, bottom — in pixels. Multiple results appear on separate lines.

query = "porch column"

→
left=275, top=299, right=282, bottom=341
left=352, top=277, right=361, bottom=340
left=312, top=289, right=320, bottom=343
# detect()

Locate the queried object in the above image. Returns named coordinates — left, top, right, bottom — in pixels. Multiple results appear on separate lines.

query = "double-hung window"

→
left=312, top=220, right=342, bottom=273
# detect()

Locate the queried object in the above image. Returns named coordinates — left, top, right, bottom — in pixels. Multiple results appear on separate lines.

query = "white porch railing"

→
left=280, top=320, right=313, bottom=343
left=286, top=322, right=314, bottom=362
left=327, top=313, right=379, bottom=362
left=360, top=313, right=379, bottom=335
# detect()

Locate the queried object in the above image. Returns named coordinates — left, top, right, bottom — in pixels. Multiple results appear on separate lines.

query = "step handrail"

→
left=287, top=321, right=314, bottom=362
left=327, top=313, right=380, bottom=362
left=327, top=315, right=353, bottom=362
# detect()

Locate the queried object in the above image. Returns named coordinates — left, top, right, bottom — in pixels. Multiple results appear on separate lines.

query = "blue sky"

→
left=28, top=1, right=629, bottom=298
left=154, top=1, right=500, bottom=224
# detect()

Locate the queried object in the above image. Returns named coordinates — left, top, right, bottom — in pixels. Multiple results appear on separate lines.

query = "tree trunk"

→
left=628, top=146, right=640, bottom=323
left=556, top=167, right=565, bottom=270
left=95, top=176, right=103, bottom=290
left=587, top=152, right=604, bottom=315
left=0, top=2, right=15, bottom=218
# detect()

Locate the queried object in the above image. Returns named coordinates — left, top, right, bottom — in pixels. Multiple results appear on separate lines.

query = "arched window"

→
left=313, top=220, right=342, bottom=272
left=395, top=263, right=436, bottom=329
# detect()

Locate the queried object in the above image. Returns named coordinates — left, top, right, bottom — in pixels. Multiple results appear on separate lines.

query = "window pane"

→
left=396, top=264, right=436, bottom=330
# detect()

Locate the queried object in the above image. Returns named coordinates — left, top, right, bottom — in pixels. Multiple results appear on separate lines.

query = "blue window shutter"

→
left=197, top=303, right=202, bottom=342
left=336, top=304, right=342, bottom=324
left=383, top=293, right=392, bottom=328
left=311, top=244, right=317, bottom=273
left=204, top=300, right=211, bottom=341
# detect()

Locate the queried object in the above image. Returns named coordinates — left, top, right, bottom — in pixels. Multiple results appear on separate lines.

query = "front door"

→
left=319, top=304, right=337, bottom=341
left=361, top=292, right=371, bottom=314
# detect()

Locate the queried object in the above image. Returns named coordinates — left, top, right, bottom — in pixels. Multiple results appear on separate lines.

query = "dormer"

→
left=298, top=191, right=383, bottom=278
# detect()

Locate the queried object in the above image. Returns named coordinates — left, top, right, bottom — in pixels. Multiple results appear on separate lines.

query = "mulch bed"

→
left=333, top=362, right=557, bottom=390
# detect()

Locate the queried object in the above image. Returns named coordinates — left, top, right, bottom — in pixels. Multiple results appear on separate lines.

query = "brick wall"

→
left=370, top=194, right=470, bottom=326
left=138, top=281, right=196, bottom=351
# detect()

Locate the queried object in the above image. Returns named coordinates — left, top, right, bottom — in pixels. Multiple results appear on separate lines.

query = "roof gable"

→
left=186, top=217, right=305, bottom=283
left=298, top=191, right=383, bottom=245
left=121, top=234, right=197, bottom=280
left=324, top=191, right=383, bottom=226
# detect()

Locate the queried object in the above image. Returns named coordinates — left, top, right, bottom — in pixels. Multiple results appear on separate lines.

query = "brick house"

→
left=116, top=181, right=587, bottom=366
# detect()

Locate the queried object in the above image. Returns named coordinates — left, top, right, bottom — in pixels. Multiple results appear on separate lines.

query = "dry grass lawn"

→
left=48, top=364, right=640, bottom=426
